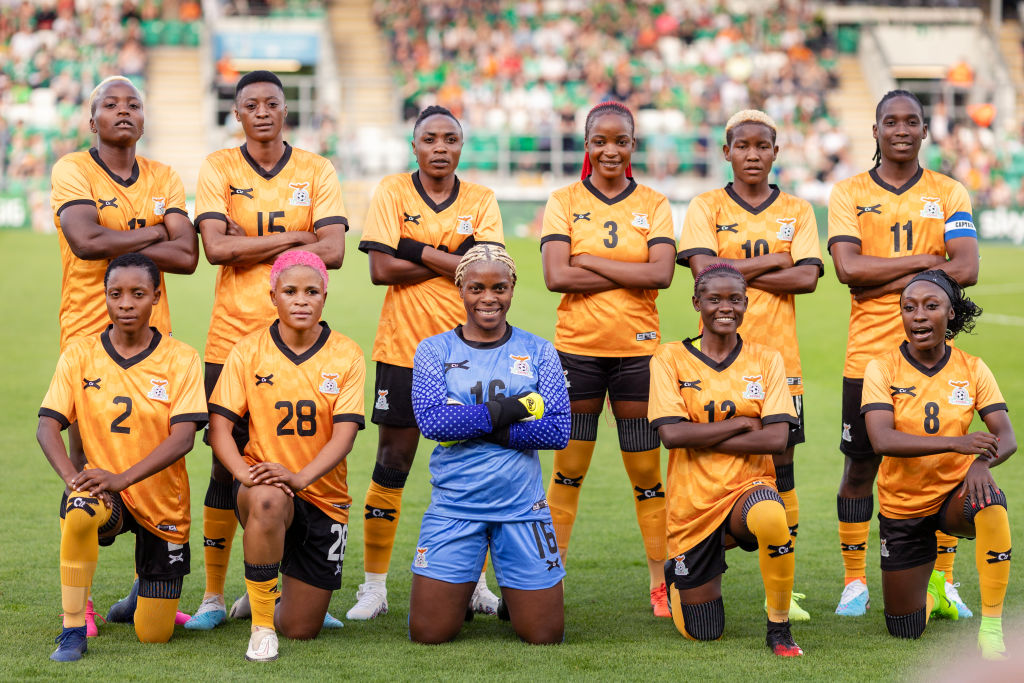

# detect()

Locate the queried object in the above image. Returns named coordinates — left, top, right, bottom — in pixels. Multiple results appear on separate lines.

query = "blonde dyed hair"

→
left=724, top=109, right=777, bottom=144
left=454, top=244, right=517, bottom=288
left=89, top=76, right=143, bottom=115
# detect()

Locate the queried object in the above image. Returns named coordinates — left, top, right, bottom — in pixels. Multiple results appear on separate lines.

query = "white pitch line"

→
left=983, top=313, right=1024, bottom=327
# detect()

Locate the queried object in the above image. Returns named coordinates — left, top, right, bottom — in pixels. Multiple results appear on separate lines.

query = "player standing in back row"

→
left=185, top=70, right=349, bottom=630
left=677, top=110, right=821, bottom=620
left=347, top=106, right=505, bottom=620
left=827, top=89, right=979, bottom=617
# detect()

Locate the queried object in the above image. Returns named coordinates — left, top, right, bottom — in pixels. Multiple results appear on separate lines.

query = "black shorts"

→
left=663, top=517, right=758, bottom=591
left=233, top=481, right=346, bottom=591
left=558, top=351, right=651, bottom=402
left=371, top=362, right=417, bottom=428
left=60, top=490, right=191, bottom=582
left=877, top=491, right=969, bottom=572
left=840, top=377, right=875, bottom=459
left=204, top=362, right=249, bottom=451
left=787, top=394, right=805, bottom=449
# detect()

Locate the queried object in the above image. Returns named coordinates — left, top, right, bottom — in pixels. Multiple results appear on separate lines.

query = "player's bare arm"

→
left=136, top=211, right=199, bottom=274
left=714, top=421, right=789, bottom=455
left=829, top=240, right=944, bottom=287
left=541, top=239, right=628, bottom=293
left=688, top=251, right=793, bottom=282
left=656, top=415, right=761, bottom=450
left=252, top=421, right=359, bottom=492
left=935, top=235, right=980, bottom=287
left=199, top=215, right=316, bottom=267
left=60, top=204, right=168, bottom=260
left=72, top=421, right=199, bottom=495
left=744, top=264, right=820, bottom=295
left=37, top=416, right=81, bottom=488
left=208, top=412, right=255, bottom=485
left=864, top=409, right=999, bottom=459
left=569, top=242, right=675, bottom=289
left=368, top=249, right=438, bottom=286
left=284, top=223, right=345, bottom=269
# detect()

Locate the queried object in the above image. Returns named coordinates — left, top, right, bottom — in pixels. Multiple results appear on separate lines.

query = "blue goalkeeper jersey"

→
left=412, top=324, right=570, bottom=522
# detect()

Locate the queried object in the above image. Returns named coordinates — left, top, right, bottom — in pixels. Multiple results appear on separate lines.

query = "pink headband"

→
left=270, top=250, right=328, bottom=290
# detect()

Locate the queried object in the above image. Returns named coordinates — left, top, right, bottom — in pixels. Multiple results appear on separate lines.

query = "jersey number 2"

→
left=110, top=396, right=132, bottom=434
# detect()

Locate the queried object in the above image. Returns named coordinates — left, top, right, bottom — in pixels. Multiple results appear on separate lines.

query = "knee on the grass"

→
left=135, top=579, right=182, bottom=643
left=278, top=617, right=322, bottom=641
left=409, top=618, right=461, bottom=645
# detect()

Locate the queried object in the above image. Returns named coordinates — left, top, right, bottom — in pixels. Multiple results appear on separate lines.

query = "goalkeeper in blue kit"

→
left=408, top=245, right=570, bottom=644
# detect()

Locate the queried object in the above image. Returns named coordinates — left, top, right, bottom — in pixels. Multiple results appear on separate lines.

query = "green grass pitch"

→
left=1, top=231, right=1021, bottom=680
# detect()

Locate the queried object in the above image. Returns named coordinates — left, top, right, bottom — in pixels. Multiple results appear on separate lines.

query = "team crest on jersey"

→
left=842, top=422, right=852, bottom=442
left=288, top=182, right=311, bottom=206
left=920, top=196, right=944, bottom=219
left=673, top=554, right=689, bottom=576
left=152, top=196, right=165, bottom=215
left=742, top=375, right=764, bottom=399
left=147, top=378, right=169, bottom=402
left=375, top=390, right=390, bottom=411
left=509, top=354, right=533, bottom=378
left=631, top=212, right=649, bottom=228
left=455, top=215, right=474, bottom=234
left=776, top=217, right=796, bottom=241
left=319, top=373, right=340, bottom=395
left=414, top=547, right=429, bottom=568
left=948, top=380, right=972, bottom=406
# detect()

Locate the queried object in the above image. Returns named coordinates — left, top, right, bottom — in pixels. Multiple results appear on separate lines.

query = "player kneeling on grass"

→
left=38, top=253, right=208, bottom=662
left=648, top=264, right=802, bottom=656
left=861, top=270, right=1015, bottom=659
left=207, top=251, right=364, bottom=661
left=408, top=245, right=570, bottom=644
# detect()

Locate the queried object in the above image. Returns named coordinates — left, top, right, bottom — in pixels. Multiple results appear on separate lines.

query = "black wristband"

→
left=396, top=237, right=428, bottom=265
left=486, top=393, right=531, bottom=429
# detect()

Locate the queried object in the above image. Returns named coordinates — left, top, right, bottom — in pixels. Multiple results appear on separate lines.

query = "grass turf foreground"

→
left=1, top=231, right=1021, bottom=681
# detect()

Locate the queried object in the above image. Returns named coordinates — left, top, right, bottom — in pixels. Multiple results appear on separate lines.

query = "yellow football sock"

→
left=975, top=505, right=1011, bottom=618
left=363, top=481, right=404, bottom=575
left=622, top=447, right=667, bottom=563
left=746, top=499, right=793, bottom=623
left=202, top=506, right=237, bottom=597
left=934, top=531, right=958, bottom=584
left=546, top=439, right=596, bottom=559
left=60, top=494, right=112, bottom=628
left=245, top=563, right=280, bottom=631
left=135, top=596, right=179, bottom=643
left=779, top=487, right=799, bottom=551
left=839, top=521, right=870, bottom=582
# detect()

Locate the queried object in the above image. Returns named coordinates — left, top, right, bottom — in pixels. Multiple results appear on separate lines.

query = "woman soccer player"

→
left=349, top=105, right=504, bottom=620
left=541, top=101, right=676, bottom=616
left=408, top=245, right=570, bottom=644
left=648, top=264, right=802, bottom=657
left=861, top=270, right=1014, bottom=659
left=208, top=251, right=364, bottom=661
left=677, top=110, right=822, bottom=620
left=38, top=253, right=207, bottom=661
left=828, top=90, right=980, bottom=617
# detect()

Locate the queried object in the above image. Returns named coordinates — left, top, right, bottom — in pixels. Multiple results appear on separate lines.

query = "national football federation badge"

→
left=631, top=212, right=649, bottom=228
left=742, top=375, right=764, bottom=400
left=776, top=217, right=795, bottom=241
left=375, top=390, right=390, bottom=411
left=456, top=215, right=474, bottom=234
left=152, top=196, right=165, bottom=215
left=147, top=378, right=169, bottom=401
left=510, top=354, right=533, bottom=378
left=948, top=380, right=972, bottom=406
left=289, top=182, right=311, bottom=206
left=920, top=196, right=944, bottom=219
left=319, top=373, right=340, bottom=395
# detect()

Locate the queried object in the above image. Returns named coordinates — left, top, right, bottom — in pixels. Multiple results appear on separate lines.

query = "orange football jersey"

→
left=195, top=143, right=348, bottom=364
left=649, top=336, right=796, bottom=556
left=678, top=184, right=822, bottom=394
left=39, top=329, right=207, bottom=544
left=541, top=178, right=676, bottom=357
left=828, top=168, right=976, bottom=378
left=210, top=321, right=365, bottom=523
left=50, top=149, right=185, bottom=350
left=862, top=342, right=1006, bottom=518
left=358, top=171, right=504, bottom=368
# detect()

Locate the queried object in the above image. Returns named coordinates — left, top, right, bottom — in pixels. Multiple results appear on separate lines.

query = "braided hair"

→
left=581, top=101, right=635, bottom=180
left=105, top=252, right=160, bottom=289
left=413, top=105, right=462, bottom=136
left=454, top=244, right=517, bottom=288
left=693, top=262, right=746, bottom=297
left=872, top=89, right=924, bottom=168
left=905, top=269, right=982, bottom=339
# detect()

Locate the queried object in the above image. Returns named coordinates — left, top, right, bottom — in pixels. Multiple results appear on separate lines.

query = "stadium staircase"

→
left=997, top=19, right=1024, bottom=126
left=829, top=55, right=877, bottom=170
left=145, top=46, right=205, bottom=193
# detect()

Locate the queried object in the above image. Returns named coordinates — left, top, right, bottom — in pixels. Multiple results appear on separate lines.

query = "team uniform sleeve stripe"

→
left=209, top=404, right=244, bottom=425
left=313, top=216, right=349, bottom=231
left=358, top=240, right=397, bottom=256
left=762, top=413, right=799, bottom=426
left=539, top=234, right=571, bottom=247
left=57, top=199, right=97, bottom=215
left=827, top=235, right=861, bottom=252
left=332, top=413, right=366, bottom=429
left=170, top=412, right=209, bottom=427
left=163, top=207, right=189, bottom=217
left=860, top=402, right=894, bottom=415
left=649, top=416, right=688, bottom=429
left=196, top=211, right=227, bottom=225
left=978, top=402, right=1009, bottom=418
left=38, top=407, right=71, bottom=429
left=794, top=257, right=825, bottom=276
left=476, top=240, right=505, bottom=247
left=675, top=247, right=716, bottom=266
left=648, top=236, right=677, bottom=248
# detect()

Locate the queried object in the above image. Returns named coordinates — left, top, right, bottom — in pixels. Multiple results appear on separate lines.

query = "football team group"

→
left=38, top=69, right=1015, bottom=663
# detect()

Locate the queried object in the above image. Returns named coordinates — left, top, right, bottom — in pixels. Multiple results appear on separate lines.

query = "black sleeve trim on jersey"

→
left=648, top=236, right=677, bottom=249
left=859, top=402, right=894, bottom=415
left=57, top=199, right=98, bottom=216
left=827, top=235, right=861, bottom=253
left=675, top=247, right=716, bottom=267
left=164, top=207, right=189, bottom=218
left=650, top=416, right=689, bottom=430
left=196, top=211, right=227, bottom=227
left=794, top=257, right=825, bottom=276
left=333, top=413, right=366, bottom=429
left=38, top=408, right=71, bottom=430
left=358, top=240, right=397, bottom=256
left=313, top=216, right=350, bottom=232
left=209, top=404, right=244, bottom=425
left=476, top=240, right=505, bottom=248
left=979, top=403, right=1009, bottom=418
left=539, top=234, right=571, bottom=249
left=762, top=413, right=799, bottom=426
left=171, top=412, right=210, bottom=428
